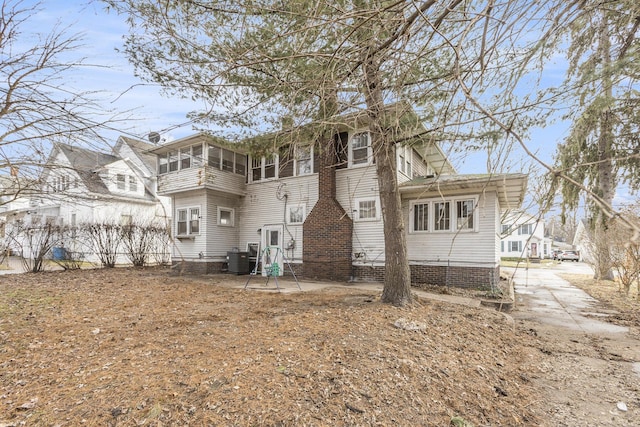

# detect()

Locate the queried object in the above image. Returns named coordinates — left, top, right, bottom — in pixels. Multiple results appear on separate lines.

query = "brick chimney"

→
left=303, top=133, right=353, bottom=281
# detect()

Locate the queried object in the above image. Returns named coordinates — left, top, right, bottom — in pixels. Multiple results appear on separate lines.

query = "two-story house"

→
left=155, top=105, right=527, bottom=289
left=500, top=211, right=550, bottom=260
left=3, top=137, right=170, bottom=263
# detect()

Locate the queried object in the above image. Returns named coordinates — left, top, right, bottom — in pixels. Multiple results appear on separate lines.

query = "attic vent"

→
left=148, top=132, right=161, bottom=144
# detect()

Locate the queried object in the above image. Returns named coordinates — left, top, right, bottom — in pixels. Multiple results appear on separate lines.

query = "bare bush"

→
left=83, top=223, right=121, bottom=268
left=120, top=222, right=168, bottom=267
left=5, top=220, right=63, bottom=272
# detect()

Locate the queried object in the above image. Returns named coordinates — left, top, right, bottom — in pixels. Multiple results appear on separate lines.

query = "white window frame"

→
left=349, top=132, right=372, bottom=167
left=295, top=146, right=313, bottom=176
left=397, top=145, right=412, bottom=177
left=287, top=205, right=306, bottom=224
left=409, top=196, right=479, bottom=234
left=116, top=173, right=126, bottom=190
left=354, top=197, right=380, bottom=222
left=509, top=240, right=522, bottom=253
left=249, top=155, right=279, bottom=182
left=129, top=175, right=138, bottom=192
left=410, top=201, right=429, bottom=233
left=455, top=199, right=475, bottom=231
left=217, top=206, right=235, bottom=227
left=176, top=206, right=201, bottom=236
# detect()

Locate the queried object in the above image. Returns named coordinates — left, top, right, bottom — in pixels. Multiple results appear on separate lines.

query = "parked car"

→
left=558, top=250, right=580, bottom=262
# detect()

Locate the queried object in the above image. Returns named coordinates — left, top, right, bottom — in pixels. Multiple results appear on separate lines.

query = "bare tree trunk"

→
left=363, top=56, right=412, bottom=306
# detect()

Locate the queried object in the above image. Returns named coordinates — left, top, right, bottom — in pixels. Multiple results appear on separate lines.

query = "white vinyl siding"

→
left=240, top=176, right=318, bottom=263
left=406, top=192, right=498, bottom=265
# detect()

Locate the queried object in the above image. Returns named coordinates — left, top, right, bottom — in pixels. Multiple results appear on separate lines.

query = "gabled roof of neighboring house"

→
left=52, top=143, right=155, bottom=201
left=55, top=143, right=118, bottom=194
left=399, top=173, right=528, bottom=209
left=114, top=136, right=158, bottom=174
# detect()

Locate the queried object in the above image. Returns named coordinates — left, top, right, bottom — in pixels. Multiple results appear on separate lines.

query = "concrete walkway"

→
left=504, top=265, right=628, bottom=334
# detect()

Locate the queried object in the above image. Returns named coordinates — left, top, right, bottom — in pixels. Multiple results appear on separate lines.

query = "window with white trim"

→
left=509, top=241, right=522, bottom=252
left=397, top=145, right=412, bottom=176
left=434, top=201, right=450, bottom=231
left=295, top=146, right=312, bottom=176
left=168, top=151, right=179, bottom=172
left=456, top=199, right=474, bottom=230
left=129, top=175, right=138, bottom=192
left=288, top=205, right=305, bottom=224
left=217, top=207, right=234, bottom=226
left=116, top=174, right=126, bottom=190
left=355, top=198, right=379, bottom=221
left=412, top=202, right=429, bottom=232
left=410, top=197, right=478, bottom=233
left=350, top=132, right=372, bottom=166
left=176, top=207, right=200, bottom=235
left=518, top=223, right=534, bottom=235
left=250, top=155, right=279, bottom=182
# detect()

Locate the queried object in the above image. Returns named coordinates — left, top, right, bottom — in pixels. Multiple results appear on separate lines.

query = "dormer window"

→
left=129, top=176, right=138, bottom=192
left=117, top=174, right=126, bottom=190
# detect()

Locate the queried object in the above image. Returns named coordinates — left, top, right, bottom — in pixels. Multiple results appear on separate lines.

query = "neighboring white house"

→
left=2, top=137, right=170, bottom=264
left=573, top=219, right=592, bottom=263
left=153, top=104, right=528, bottom=289
left=500, top=211, right=550, bottom=259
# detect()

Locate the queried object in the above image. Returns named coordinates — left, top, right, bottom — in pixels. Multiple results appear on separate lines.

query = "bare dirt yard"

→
left=0, top=267, right=637, bottom=426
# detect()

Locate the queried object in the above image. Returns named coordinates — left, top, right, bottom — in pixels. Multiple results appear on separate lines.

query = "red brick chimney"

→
left=303, top=133, right=353, bottom=281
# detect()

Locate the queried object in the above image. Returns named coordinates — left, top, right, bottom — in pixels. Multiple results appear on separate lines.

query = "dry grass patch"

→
left=0, top=267, right=545, bottom=426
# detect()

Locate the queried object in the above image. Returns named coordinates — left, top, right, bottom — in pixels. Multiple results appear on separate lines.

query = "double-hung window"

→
left=350, top=132, right=371, bottom=166
left=355, top=198, right=380, bottom=221
left=295, top=146, right=312, bottom=176
left=177, top=207, right=200, bottom=236
left=129, top=175, right=138, bottom=192
left=250, top=155, right=279, bottom=182
left=116, top=174, right=126, bottom=190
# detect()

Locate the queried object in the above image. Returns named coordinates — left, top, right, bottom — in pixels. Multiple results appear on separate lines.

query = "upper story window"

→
left=250, top=155, right=279, bottom=182
left=397, top=145, right=412, bottom=177
left=295, top=146, right=312, bottom=176
left=129, top=176, right=138, bottom=192
left=50, top=175, right=71, bottom=193
left=116, top=174, right=126, bottom=190
left=349, top=132, right=373, bottom=167
left=168, top=151, right=179, bottom=172
left=159, top=144, right=204, bottom=174
left=207, top=144, right=246, bottom=175
left=518, top=223, right=534, bottom=235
